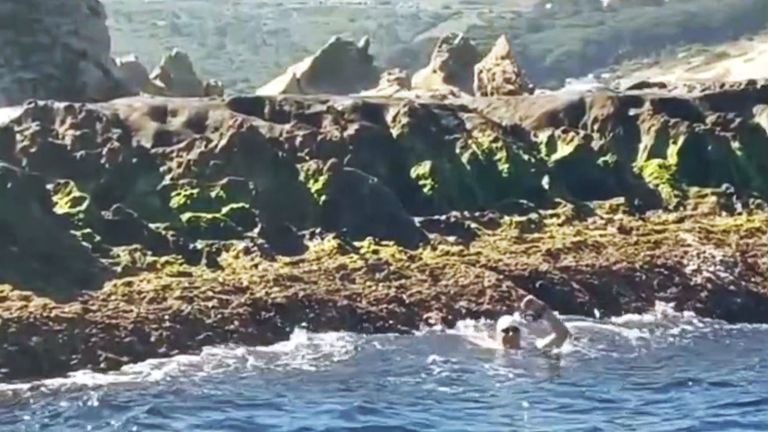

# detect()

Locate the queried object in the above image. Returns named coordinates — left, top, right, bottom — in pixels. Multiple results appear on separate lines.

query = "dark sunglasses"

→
left=501, top=326, right=520, bottom=335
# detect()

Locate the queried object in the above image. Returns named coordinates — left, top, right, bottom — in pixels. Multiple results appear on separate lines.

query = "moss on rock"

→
left=636, top=159, right=685, bottom=208
left=50, top=179, right=96, bottom=224
left=180, top=212, right=242, bottom=240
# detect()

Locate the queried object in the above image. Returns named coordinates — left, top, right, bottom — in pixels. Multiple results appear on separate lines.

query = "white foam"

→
left=2, top=306, right=761, bottom=398
left=0, top=328, right=358, bottom=396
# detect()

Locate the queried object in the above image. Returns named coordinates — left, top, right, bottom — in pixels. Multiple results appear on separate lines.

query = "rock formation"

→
left=359, top=69, right=412, bottom=98
left=0, top=0, right=130, bottom=106
left=114, top=54, right=151, bottom=95
left=473, top=35, right=535, bottom=97
left=145, top=49, right=224, bottom=98
left=1, top=77, right=768, bottom=379
left=256, top=36, right=379, bottom=96
left=0, top=162, right=112, bottom=300
left=411, top=33, right=481, bottom=95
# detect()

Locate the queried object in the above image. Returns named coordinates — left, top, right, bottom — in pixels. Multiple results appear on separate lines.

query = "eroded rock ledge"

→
left=1, top=86, right=768, bottom=380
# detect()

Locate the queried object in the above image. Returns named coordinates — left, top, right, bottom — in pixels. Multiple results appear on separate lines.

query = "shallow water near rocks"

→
left=2, top=306, right=768, bottom=431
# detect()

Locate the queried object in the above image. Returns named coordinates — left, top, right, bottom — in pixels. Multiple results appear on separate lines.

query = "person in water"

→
left=496, top=295, right=572, bottom=351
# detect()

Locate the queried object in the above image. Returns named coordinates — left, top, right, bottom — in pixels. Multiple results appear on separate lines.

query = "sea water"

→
left=1, top=304, right=767, bottom=431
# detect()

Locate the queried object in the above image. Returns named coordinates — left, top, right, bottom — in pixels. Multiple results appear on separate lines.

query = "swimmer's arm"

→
left=535, top=309, right=571, bottom=351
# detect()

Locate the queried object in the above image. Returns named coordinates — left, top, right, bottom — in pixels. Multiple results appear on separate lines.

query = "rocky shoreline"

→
left=2, top=0, right=768, bottom=381
left=2, top=202, right=767, bottom=380
left=0, top=87, right=767, bottom=380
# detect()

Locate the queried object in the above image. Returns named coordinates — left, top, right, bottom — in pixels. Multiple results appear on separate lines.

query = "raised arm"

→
left=520, top=295, right=571, bottom=351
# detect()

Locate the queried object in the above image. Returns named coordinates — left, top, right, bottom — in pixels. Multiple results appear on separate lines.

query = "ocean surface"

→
left=2, top=304, right=767, bottom=432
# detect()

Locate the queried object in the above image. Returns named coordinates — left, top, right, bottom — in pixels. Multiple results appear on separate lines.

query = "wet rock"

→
left=411, top=33, right=481, bottom=95
left=257, top=36, right=379, bottom=96
left=473, top=35, right=534, bottom=97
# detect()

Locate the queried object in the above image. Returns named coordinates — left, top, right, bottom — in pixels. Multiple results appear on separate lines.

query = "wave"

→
left=2, top=304, right=764, bottom=399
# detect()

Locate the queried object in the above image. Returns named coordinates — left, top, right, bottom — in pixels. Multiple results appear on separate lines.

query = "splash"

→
left=2, top=306, right=761, bottom=400
left=0, top=328, right=359, bottom=398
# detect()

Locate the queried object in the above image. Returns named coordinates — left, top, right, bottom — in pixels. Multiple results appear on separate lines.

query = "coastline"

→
left=0, top=89, right=767, bottom=379
left=2, top=1, right=768, bottom=380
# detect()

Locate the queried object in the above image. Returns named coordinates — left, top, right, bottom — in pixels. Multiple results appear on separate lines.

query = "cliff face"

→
left=0, top=0, right=127, bottom=106
left=1, top=81, right=767, bottom=300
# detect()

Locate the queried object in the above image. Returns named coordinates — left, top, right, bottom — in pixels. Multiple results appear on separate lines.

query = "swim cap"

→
left=496, top=314, right=517, bottom=334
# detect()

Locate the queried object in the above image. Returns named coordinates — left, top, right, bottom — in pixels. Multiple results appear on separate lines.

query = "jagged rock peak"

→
left=474, top=35, right=535, bottom=97
left=411, top=32, right=481, bottom=95
left=256, top=35, right=379, bottom=96
left=145, top=48, right=224, bottom=98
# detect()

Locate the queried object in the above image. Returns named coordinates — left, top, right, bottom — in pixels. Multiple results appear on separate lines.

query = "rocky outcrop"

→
left=1, top=79, right=768, bottom=379
left=0, top=203, right=766, bottom=380
left=0, top=0, right=130, bottom=105
left=359, top=69, right=412, bottom=98
left=256, top=36, right=379, bottom=96
left=145, top=49, right=224, bottom=98
left=411, top=33, right=481, bottom=95
left=473, top=35, right=534, bottom=97
left=0, top=163, right=112, bottom=300
left=114, top=54, right=151, bottom=95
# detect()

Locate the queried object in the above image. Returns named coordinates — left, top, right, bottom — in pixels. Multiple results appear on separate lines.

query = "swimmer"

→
left=496, top=295, right=572, bottom=351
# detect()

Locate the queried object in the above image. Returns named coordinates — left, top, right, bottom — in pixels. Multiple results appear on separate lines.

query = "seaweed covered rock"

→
left=165, top=121, right=317, bottom=229
left=0, top=163, right=111, bottom=299
left=540, top=128, right=621, bottom=201
left=314, top=159, right=427, bottom=248
left=388, top=102, right=549, bottom=213
left=0, top=0, right=130, bottom=105
left=460, top=120, right=549, bottom=208
left=473, top=35, right=534, bottom=97
left=257, top=36, right=379, bottom=96
left=388, top=102, right=481, bottom=212
left=411, top=33, right=481, bottom=96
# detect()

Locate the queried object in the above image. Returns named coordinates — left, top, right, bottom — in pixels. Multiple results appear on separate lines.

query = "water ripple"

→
left=2, top=308, right=768, bottom=431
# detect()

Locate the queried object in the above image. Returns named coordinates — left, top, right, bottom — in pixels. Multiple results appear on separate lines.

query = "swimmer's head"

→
left=496, top=315, right=521, bottom=349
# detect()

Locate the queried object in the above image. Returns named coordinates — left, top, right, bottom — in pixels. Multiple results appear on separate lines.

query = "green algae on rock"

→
left=1, top=204, right=766, bottom=380
left=1, top=83, right=768, bottom=379
left=0, top=163, right=112, bottom=300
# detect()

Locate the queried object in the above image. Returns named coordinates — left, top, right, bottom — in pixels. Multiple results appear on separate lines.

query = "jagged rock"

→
left=0, top=0, right=130, bottom=105
left=114, top=54, right=150, bottom=95
left=0, top=163, right=112, bottom=299
left=146, top=49, right=220, bottom=98
left=359, top=69, right=412, bottom=97
left=204, top=80, right=226, bottom=98
left=473, top=35, right=534, bottom=97
left=411, top=33, right=481, bottom=95
left=256, top=36, right=379, bottom=96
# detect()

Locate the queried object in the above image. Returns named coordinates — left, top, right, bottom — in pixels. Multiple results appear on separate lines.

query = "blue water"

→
left=2, top=307, right=768, bottom=432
